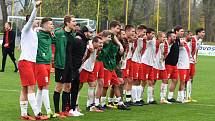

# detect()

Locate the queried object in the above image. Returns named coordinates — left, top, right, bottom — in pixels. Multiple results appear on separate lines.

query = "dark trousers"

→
left=1, top=48, right=17, bottom=71
left=70, top=70, right=80, bottom=111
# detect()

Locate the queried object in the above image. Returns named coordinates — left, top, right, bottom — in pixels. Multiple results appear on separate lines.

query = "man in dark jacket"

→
left=1, top=22, right=18, bottom=72
left=52, top=15, right=76, bottom=117
left=65, top=25, right=94, bottom=116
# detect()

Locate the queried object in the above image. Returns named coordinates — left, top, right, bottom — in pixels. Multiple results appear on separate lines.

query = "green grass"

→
left=0, top=48, right=215, bottom=121
left=203, top=41, right=215, bottom=45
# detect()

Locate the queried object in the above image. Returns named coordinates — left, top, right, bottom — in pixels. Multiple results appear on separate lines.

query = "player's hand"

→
left=4, top=43, right=9, bottom=47
left=50, top=31, right=55, bottom=37
left=88, top=44, right=94, bottom=52
left=35, top=0, right=42, bottom=8
left=119, top=45, right=124, bottom=53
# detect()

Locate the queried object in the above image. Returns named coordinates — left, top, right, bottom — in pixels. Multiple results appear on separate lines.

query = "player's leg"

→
left=125, top=60, right=133, bottom=106
left=53, top=68, right=64, bottom=116
left=88, top=81, right=103, bottom=112
left=18, top=61, right=40, bottom=120
left=35, top=64, right=53, bottom=117
left=167, top=66, right=178, bottom=103
left=27, top=85, right=40, bottom=116
left=95, top=78, right=104, bottom=108
left=20, top=87, right=29, bottom=118
left=0, top=49, right=8, bottom=72
left=77, top=70, right=89, bottom=112
left=131, top=62, right=139, bottom=105
left=147, top=67, right=156, bottom=104
left=177, top=69, right=187, bottom=103
left=107, top=86, right=116, bottom=108
left=101, top=87, right=108, bottom=108
left=61, top=66, right=72, bottom=114
left=69, top=70, right=84, bottom=116
left=132, top=79, right=143, bottom=106
left=8, top=50, right=18, bottom=72
left=159, top=70, right=171, bottom=104
left=111, top=71, right=130, bottom=110
left=94, top=62, right=104, bottom=108
left=186, top=64, right=196, bottom=101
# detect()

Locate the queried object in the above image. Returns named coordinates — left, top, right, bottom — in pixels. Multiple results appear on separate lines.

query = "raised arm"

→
left=22, top=1, right=42, bottom=32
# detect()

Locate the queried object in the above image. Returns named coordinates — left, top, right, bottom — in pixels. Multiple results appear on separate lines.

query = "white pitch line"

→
left=0, top=89, right=19, bottom=92
left=190, top=103, right=215, bottom=107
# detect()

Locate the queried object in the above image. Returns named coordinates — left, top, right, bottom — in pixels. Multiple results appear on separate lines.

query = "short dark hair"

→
left=6, top=22, right=12, bottom=27
left=174, top=25, right=183, bottom=33
left=64, top=15, right=74, bottom=26
left=41, top=17, right=52, bottom=27
left=109, top=20, right=121, bottom=28
left=76, top=23, right=81, bottom=27
left=99, top=30, right=112, bottom=37
left=166, top=31, right=174, bottom=38
left=146, top=27, right=155, bottom=34
left=195, top=27, right=204, bottom=35
left=125, top=24, right=134, bottom=32
left=26, top=15, right=30, bottom=22
left=137, top=24, right=147, bottom=30
left=92, top=36, right=102, bottom=43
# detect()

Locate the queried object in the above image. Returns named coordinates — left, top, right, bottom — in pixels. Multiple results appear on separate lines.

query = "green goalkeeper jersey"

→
left=97, top=34, right=119, bottom=71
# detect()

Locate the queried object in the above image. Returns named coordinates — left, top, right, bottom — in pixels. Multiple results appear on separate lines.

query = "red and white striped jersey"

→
left=178, top=40, right=190, bottom=69
left=80, top=49, right=98, bottom=72
left=141, top=38, right=156, bottom=66
left=126, top=42, right=134, bottom=60
left=188, top=36, right=202, bottom=64
left=131, top=38, right=144, bottom=63
left=154, top=40, right=169, bottom=70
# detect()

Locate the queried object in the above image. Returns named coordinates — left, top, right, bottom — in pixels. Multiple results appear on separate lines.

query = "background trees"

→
left=0, top=0, right=214, bottom=41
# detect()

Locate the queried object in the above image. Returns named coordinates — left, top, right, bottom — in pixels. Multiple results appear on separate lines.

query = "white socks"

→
left=36, top=89, right=51, bottom=114
left=168, top=92, right=174, bottom=99
left=147, top=86, right=154, bottom=103
left=160, top=83, right=168, bottom=100
left=28, top=93, right=39, bottom=116
left=125, top=90, right=132, bottom=102
left=42, top=89, right=52, bottom=114
left=36, top=89, right=42, bottom=113
left=100, top=97, right=106, bottom=107
left=137, top=86, right=143, bottom=102
left=116, top=97, right=123, bottom=105
left=132, top=86, right=143, bottom=102
left=95, top=98, right=100, bottom=106
left=20, top=101, right=28, bottom=116
left=186, top=80, right=192, bottom=99
left=131, top=86, right=137, bottom=102
left=88, top=87, right=95, bottom=106
left=140, top=86, right=144, bottom=100
left=177, top=91, right=185, bottom=102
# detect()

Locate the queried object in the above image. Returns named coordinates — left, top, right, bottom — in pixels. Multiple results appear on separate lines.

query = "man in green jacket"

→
left=34, top=17, right=55, bottom=118
left=52, top=15, right=76, bottom=117
left=97, top=20, right=129, bottom=110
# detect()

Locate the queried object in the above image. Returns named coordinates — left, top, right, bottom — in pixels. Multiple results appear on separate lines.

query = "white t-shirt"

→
left=132, top=38, right=143, bottom=63
left=177, top=41, right=190, bottom=69
left=141, top=38, right=156, bottom=66
left=81, top=49, right=98, bottom=72
left=19, top=7, right=38, bottom=62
